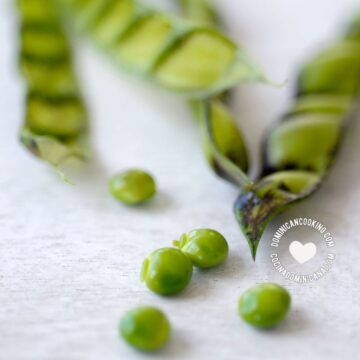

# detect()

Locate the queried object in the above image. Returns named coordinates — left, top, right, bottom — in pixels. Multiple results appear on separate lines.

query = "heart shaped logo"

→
left=289, top=241, right=317, bottom=264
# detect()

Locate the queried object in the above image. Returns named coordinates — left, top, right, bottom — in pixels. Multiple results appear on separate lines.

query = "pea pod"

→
left=17, top=0, right=89, bottom=179
left=57, top=0, right=269, bottom=98
left=179, top=0, right=250, bottom=181
left=234, top=17, right=360, bottom=259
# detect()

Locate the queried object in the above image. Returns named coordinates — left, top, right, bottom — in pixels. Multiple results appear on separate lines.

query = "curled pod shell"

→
left=235, top=19, right=360, bottom=259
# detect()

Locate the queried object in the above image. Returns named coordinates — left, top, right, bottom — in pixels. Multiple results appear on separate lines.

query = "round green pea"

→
left=120, top=306, right=170, bottom=352
left=141, top=247, right=193, bottom=295
left=109, top=169, right=156, bottom=205
left=174, top=229, right=229, bottom=269
left=239, top=283, right=291, bottom=328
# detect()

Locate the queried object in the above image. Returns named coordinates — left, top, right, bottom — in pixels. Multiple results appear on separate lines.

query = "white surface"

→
left=1, top=1, right=360, bottom=359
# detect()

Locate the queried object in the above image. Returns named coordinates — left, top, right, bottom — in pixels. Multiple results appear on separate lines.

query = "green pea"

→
left=174, top=229, right=229, bottom=269
left=239, top=283, right=291, bottom=328
left=266, top=114, right=341, bottom=174
left=109, top=169, right=156, bottom=205
left=120, top=306, right=171, bottom=352
left=298, top=42, right=360, bottom=96
left=141, top=248, right=193, bottom=295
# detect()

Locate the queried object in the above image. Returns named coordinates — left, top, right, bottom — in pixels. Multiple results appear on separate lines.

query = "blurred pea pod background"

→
left=1, top=1, right=360, bottom=359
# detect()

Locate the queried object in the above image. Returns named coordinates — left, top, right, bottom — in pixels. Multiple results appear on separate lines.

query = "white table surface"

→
left=1, top=0, right=360, bottom=359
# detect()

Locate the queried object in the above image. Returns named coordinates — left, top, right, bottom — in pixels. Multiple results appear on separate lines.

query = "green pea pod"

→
left=199, top=100, right=252, bottom=186
left=57, top=0, right=270, bottom=98
left=194, top=98, right=249, bottom=182
left=179, top=0, right=250, bottom=181
left=17, top=0, right=89, bottom=180
left=235, top=17, right=360, bottom=259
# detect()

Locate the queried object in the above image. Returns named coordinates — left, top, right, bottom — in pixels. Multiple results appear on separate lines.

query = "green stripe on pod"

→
left=67, top=0, right=113, bottom=31
left=114, top=12, right=173, bottom=73
left=17, top=0, right=58, bottom=22
left=91, top=0, right=136, bottom=46
left=288, top=94, right=353, bottom=116
left=17, top=0, right=89, bottom=180
left=152, top=28, right=238, bottom=92
left=235, top=15, right=360, bottom=259
left=26, top=93, right=87, bottom=138
left=20, top=22, right=70, bottom=60
left=20, top=57, right=78, bottom=96
left=57, top=0, right=269, bottom=97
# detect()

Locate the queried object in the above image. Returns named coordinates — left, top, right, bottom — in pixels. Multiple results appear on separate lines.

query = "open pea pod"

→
left=192, top=98, right=249, bottom=182
left=17, top=0, right=89, bottom=179
left=235, top=18, right=360, bottom=259
left=197, top=100, right=252, bottom=186
left=178, top=0, right=250, bottom=180
left=57, top=0, right=269, bottom=98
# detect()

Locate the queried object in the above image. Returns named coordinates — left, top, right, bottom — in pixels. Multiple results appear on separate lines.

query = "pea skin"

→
left=109, top=169, right=156, bottom=205
left=239, top=283, right=291, bottom=328
left=141, top=248, right=193, bottom=296
left=120, top=306, right=171, bottom=352
left=174, top=228, right=229, bottom=269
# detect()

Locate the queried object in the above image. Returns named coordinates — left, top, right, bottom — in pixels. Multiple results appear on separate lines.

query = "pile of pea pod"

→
left=16, top=0, right=360, bottom=260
